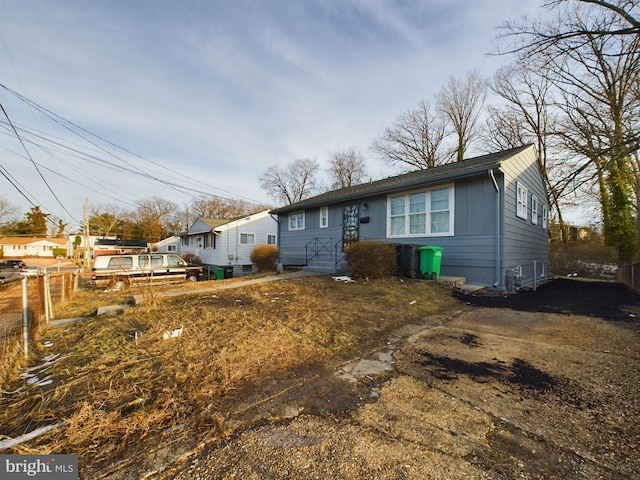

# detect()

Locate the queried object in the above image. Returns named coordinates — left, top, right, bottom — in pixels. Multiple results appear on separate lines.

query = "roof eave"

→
left=270, top=162, right=502, bottom=215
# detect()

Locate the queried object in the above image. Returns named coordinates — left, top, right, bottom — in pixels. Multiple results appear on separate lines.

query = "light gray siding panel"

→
left=455, top=177, right=496, bottom=236
left=500, top=147, right=550, bottom=287
left=275, top=145, right=549, bottom=290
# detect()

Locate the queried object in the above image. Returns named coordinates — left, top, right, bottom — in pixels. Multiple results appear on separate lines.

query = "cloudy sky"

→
left=0, top=0, right=545, bottom=231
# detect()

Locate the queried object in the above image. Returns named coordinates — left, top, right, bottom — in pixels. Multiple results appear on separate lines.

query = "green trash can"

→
left=419, top=246, right=443, bottom=280
left=214, top=267, right=225, bottom=280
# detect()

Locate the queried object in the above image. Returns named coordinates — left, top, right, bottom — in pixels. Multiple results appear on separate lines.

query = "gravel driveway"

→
left=138, top=278, right=640, bottom=480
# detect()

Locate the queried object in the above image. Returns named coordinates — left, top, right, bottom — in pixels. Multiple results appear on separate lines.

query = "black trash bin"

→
left=395, top=244, right=421, bottom=278
left=223, top=265, right=234, bottom=279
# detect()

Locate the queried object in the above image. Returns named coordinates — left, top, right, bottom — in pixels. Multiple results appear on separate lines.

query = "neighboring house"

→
left=549, top=224, right=591, bottom=242
left=0, top=236, right=69, bottom=257
left=179, top=210, right=278, bottom=276
left=270, top=145, right=550, bottom=291
left=67, top=234, right=116, bottom=259
left=154, top=236, right=180, bottom=254
left=93, top=238, right=149, bottom=257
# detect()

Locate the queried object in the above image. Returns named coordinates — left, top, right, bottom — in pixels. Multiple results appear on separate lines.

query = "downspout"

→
left=489, top=169, right=501, bottom=288
left=270, top=213, right=283, bottom=272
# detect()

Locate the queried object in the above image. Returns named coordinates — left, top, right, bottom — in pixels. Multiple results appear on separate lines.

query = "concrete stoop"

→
left=437, top=276, right=485, bottom=294
left=437, top=275, right=466, bottom=288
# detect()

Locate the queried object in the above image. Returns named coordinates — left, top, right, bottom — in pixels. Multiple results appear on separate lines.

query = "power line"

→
left=0, top=100, right=80, bottom=225
left=0, top=84, right=263, bottom=204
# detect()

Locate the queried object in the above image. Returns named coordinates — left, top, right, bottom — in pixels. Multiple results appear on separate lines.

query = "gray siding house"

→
left=179, top=210, right=278, bottom=276
left=270, top=145, right=550, bottom=291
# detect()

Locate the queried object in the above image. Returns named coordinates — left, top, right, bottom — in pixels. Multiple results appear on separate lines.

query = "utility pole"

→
left=83, top=197, right=91, bottom=271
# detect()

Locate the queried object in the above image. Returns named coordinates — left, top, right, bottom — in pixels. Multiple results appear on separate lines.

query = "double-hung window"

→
left=542, top=204, right=548, bottom=229
left=531, top=196, right=539, bottom=225
left=430, top=188, right=451, bottom=233
left=409, top=193, right=427, bottom=234
left=240, top=233, right=255, bottom=245
left=390, top=196, right=406, bottom=236
left=204, top=233, right=215, bottom=249
left=289, top=212, right=305, bottom=231
left=388, top=185, right=453, bottom=237
left=517, top=182, right=528, bottom=220
left=319, top=206, right=328, bottom=228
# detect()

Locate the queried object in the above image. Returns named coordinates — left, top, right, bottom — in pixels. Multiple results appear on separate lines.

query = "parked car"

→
left=20, top=265, right=44, bottom=277
left=91, top=253, right=193, bottom=290
left=0, top=259, right=26, bottom=270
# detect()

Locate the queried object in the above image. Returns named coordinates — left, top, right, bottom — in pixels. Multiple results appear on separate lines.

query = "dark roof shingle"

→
left=270, top=145, right=533, bottom=214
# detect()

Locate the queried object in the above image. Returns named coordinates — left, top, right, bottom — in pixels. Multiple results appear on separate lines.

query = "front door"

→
left=343, top=204, right=359, bottom=248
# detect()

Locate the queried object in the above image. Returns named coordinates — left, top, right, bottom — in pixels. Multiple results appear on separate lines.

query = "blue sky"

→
left=0, top=0, right=545, bottom=231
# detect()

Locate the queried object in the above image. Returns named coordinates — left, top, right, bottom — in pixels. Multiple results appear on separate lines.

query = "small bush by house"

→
left=251, top=244, right=280, bottom=272
left=344, top=240, right=397, bottom=279
left=182, top=253, right=201, bottom=265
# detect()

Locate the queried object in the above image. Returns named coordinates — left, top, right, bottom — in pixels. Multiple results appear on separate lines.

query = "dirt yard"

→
left=141, top=278, right=639, bottom=480
left=2, top=276, right=639, bottom=479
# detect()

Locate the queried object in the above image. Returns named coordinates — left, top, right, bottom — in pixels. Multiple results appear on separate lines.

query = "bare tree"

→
left=486, top=63, right=578, bottom=242
left=500, top=1, right=640, bottom=261
left=190, top=195, right=264, bottom=219
left=327, top=149, right=368, bottom=189
left=0, top=196, right=18, bottom=225
left=135, top=196, right=179, bottom=243
left=498, top=0, right=640, bottom=57
left=89, top=204, right=127, bottom=237
left=259, top=158, right=320, bottom=205
left=371, top=100, right=448, bottom=170
left=436, top=71, right=488, bottom=162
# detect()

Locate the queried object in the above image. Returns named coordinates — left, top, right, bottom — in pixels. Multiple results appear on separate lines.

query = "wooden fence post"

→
left=22, top=277, right=29, bottom=358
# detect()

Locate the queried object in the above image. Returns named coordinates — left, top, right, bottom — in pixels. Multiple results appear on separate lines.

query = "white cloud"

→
left=0, top=0, right=548, bottom=230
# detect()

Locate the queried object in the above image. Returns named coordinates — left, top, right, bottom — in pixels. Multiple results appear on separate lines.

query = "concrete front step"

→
left=437, top=275, right=466, bottom=287
left=304, top=264, right=349, bottom=274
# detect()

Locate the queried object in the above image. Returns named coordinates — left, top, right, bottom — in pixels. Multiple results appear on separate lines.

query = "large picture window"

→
left=388, top=186, right=454, bottom=237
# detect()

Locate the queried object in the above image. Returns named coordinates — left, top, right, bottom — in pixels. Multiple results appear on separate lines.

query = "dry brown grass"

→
left=0, top=275, right=458, bottom=475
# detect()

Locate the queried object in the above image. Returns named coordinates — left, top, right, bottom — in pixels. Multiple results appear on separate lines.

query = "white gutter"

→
left=489, top=169, right=501, bottom=288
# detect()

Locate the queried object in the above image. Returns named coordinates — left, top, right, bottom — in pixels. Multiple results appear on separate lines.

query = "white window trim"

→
left=289, top=212, right=305, bottom=231
left=319, top=206, right=329, bottom=228
left=542, top=204, right=548, bottom=229
left=267, top=234, right=277, bottom=245
left=386, top=184, right=455, bottom=238
left=531, top=195, right=538, bottom=225
left=240, top=233, right=255, bottom=245
left=204, top=232, right=216, bottom=249
left=517, top=182, right=528, bottom=220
